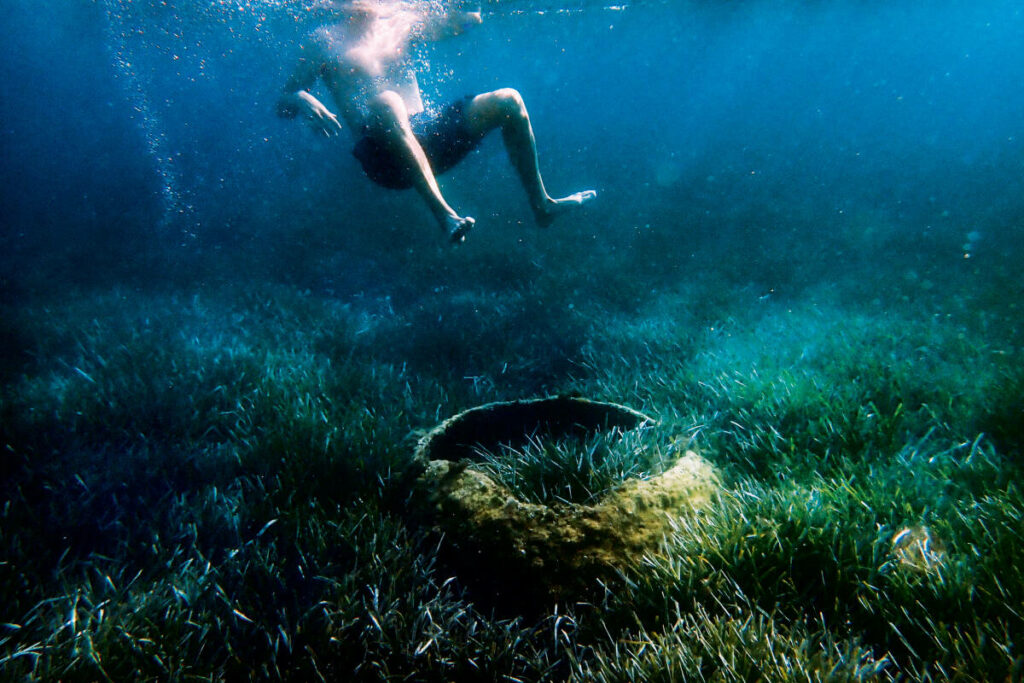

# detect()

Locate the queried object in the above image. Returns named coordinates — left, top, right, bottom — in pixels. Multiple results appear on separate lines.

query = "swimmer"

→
left=277, top=0, right=596, bottom=243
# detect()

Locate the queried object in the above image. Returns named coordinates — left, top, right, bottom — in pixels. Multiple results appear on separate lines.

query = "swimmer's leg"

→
left=465, top=88, right=596, bottom=227
left=368, top=91, right=474, bottom=242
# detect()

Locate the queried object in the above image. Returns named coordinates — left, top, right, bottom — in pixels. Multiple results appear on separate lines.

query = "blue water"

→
left=3, top=0, right=1022, bottom=302
left=0, top=0, right=1020, bottom=366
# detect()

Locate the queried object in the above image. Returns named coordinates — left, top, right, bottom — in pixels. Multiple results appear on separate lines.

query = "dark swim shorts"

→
left=352, top=96, right=486, bottom=190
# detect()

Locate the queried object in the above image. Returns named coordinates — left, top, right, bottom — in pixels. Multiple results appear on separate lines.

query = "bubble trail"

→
left=100, top=0, right=193, bottom=235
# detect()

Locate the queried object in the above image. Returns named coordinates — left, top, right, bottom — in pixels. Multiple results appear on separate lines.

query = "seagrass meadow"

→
left=2, top=231, right=1022, bottom=680
left=4, top=0, right=1024, bottom=680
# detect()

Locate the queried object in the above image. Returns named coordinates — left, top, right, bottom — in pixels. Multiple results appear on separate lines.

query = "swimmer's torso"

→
left=315, top=16, right=425, bottom=130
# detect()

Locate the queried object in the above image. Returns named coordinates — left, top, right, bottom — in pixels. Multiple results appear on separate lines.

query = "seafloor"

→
left=1, top=222, right=1021, bottom=680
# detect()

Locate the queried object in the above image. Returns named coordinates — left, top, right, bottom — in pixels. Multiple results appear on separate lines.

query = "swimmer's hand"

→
left=423, top=7, right=481, bottom=40
left=294, top=90, right=342, bottom=137
left=458, top=10, right=483, bottom=31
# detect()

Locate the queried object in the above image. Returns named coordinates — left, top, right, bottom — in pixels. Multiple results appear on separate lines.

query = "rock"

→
left=409, top=396, right=720, bottom=608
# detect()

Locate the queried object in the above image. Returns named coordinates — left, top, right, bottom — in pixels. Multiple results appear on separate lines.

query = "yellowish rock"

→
left=415, top=449, right=720, bottom=605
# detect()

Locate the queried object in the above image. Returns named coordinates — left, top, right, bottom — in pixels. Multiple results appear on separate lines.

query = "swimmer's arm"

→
left=277, top=36, right=322, bottom=118
left=276, top=34, right=343, bottom=135
left=415, top=7, right=482, bottom=42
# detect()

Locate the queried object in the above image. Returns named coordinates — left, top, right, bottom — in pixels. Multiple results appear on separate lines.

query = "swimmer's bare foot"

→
left=535, top=190, right=597, bottom=228
left=445, top=215, right=476, bottom=244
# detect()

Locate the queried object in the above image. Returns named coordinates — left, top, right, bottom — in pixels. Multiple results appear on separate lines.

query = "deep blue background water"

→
left=2, top=0, right=1023, bottom=315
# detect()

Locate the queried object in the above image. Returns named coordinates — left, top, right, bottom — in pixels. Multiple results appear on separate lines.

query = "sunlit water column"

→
left=100, top=0, right=194, bottom=239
